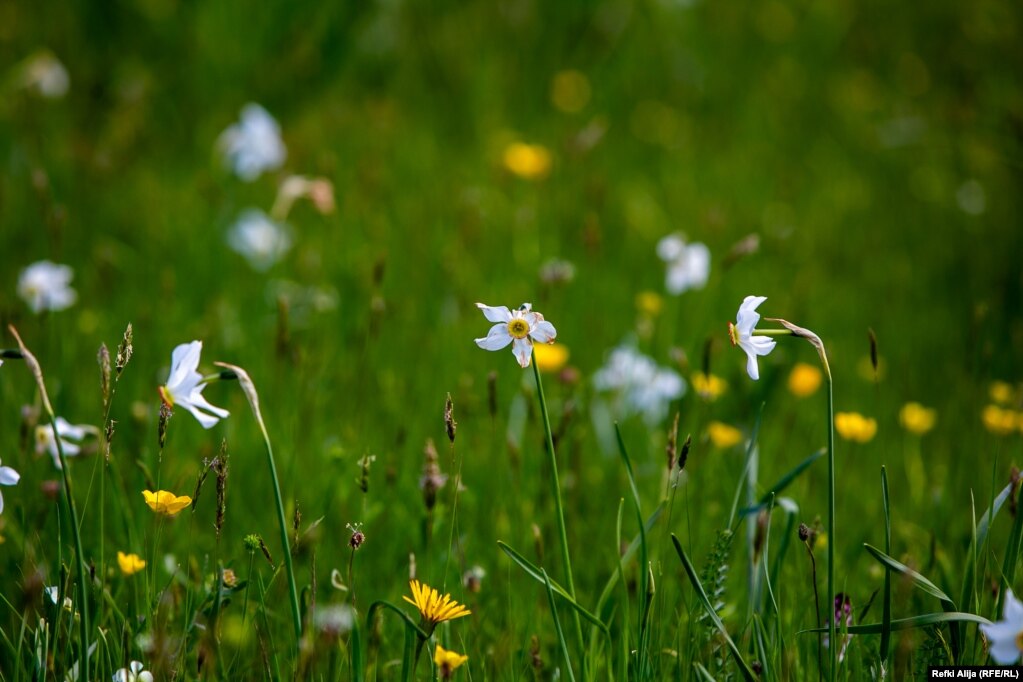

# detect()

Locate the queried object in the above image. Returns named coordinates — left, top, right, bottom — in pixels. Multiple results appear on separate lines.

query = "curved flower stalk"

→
left=159, top=341, right=229, bottom=429
left=213, top=361, right=302, bottom=645
left=727, top=298, right=837, bottom=681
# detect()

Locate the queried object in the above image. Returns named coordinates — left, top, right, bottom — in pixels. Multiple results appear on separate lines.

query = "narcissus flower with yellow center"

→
left=143, top=490, right=192, bottom=516
left=475, top=303, right=557, bottom=368
left=159, top=341, right=229, bottom=429
left=728, top=296, right=776, bottom=381
left=980, top=589, right=1023, bottom=664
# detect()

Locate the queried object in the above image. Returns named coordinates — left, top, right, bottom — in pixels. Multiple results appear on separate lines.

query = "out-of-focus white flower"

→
left=980, top=589, right=1023, bottom=664
left=227, top=209, right=292, bottom=271
left=35, top=418, right=95, bottom=469
left=18, top=261, right=77, bottom=313
left=0, top=459, right=20, bottom=514
left=728, top=295, right=776, bottom=381
left=19, top=51, right=69, bottom=98
left=312, top=604, right=355, bottom=636
left=217, top=103, right=286, bottom=181
left=112, top=660, right=154, bottom=682
left=656, top=234, right=710, bottom=294
left=159, top=341, right=229, bottom=429
left=475, top=303, right=557, bottom=368
left=593, top=343, right=685, bottom=425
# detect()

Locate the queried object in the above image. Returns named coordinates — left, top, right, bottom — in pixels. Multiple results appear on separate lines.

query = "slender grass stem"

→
left=825, top=370, right=836, bottom=682
left=531, top=350, right=586, bottom=673
left=9, top=327, right=91, bottom=682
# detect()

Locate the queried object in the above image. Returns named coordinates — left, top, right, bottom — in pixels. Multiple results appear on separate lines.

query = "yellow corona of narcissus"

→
left=143, top=490, right=192, bottom=516
left=117, top=551, right=146, bottom=576
left=707, top=421, right=743, bottom=449
left=834, top=412, right=877, bottom=443
left=899, top=402, right=936, bottom=435
left=787, top=362, right=822, bottom=398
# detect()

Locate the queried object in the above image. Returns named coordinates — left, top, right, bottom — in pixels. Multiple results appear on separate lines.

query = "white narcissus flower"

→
left=112, top=660, right=154, bottom=682
left=159, top=341, right=229, bottom=429
left=593, top=343, right=685, bottom=426
left=728, top=295, right=777, bottom=381
left=18, top=261, right=77, bottom=313
left=981, top=589, right=1023, bottom=664
left=217, top=103, right=286, bottom=181
left=35, top=418, right=96, bottom=469
left=0, top=459, right=20, bottom=515
left=656, top=234, right=710, bottom=295
left=475, top=303, right=557, bottom=368
left=227, top=209, right=292, bottom=271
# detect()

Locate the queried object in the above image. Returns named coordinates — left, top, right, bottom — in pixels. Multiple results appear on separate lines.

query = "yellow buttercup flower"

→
left=834, top=412, right=877, bottom=443
left=635, top=291, right=663, bottom=317
left=502, top=143, right=551, bottom=180
left=533, top=343, right=569, bottom=373
left=990, top=381, right=1018, bottom=406
left=692, top=373, right=726, bottom=402
left=899, top=402, right=936, bottom=435
left=143, top=490, right=192, bottom=516
left=787, top=362, right=822, bottom=398
left=434, top=644, right=469, bottom=678
left=707, top=421, right=743, bottom=449
left=403, top=580, right=471, bottom=627
left=117, top=551, right=146, bottom=576
left=982, top=405, right=1019, bottom=436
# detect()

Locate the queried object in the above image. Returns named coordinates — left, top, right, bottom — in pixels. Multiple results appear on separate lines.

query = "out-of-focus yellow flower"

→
left=707, top=421, right=743, bottom=449
left=982, top=405, right=1019, bottom=436
left=503, top=143, right=551, bottom=180
left=635, top=291, right=663, bottom=317
left=533, top=342, right=569, bottom=373
left=403, top=580, right=471, bottom=627
left=435, top=644, right=469, bottom=678
left=551, top=70, right=591, bottom=113
left=834, top=412, right=877, bottom=443
left=815, top=532, right=828, bottom=550
left=117, top=551, right=146, bottom=576
left=692, top=373, right=726, bottom=402
left=787, top=362, right=822, bottom=398
left=990, top=381, right=1017, bottom=406
left=143, top=490, right=192, bottom=516
left=899, top=402, right=936, bottom=435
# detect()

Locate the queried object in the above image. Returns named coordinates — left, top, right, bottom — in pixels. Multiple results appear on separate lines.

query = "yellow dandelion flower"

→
left=787, top=362, right=822, bottom=398
left=834, top=412, right=877, bottom=443
left=707, top=421, right=743, bottom=449
left=635, top=291, right=663, bottom=317
left=692, top=372, right=726, bottom=402
left=982, top=404, right=1018, bottom=436
left=990, top=381, right=1017, bottom=406
left=435, top=644, right=469, bottom=677
left=117, top=551, right=146, bottom=576
left=143, top=490, right=192, bottom=516
left=503, top=143, right=551, bottom=180
left=899, top=402, right=936, bottom=435
left=533, top=342, right=569, bottom=373
left=403, top=579, right=471, bottom=626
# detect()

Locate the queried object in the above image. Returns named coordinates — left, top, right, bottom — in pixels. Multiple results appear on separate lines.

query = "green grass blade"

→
left=350, top=608, right=364, bottom=682
left=693, top=662, right=717, bottom=682
left=880, top=467, right=892, bottom=664
left=741, top=448, right=826, bottom=517
left=671, top=534, right=757, bottom=682
left=542, top=568, right=578, bottom=682
left=863, top=544, right=955, bottom=607
left=996, top=484, right=1023, bottom=617
left=801, top=611, right=991, bottom=635
left=497, top=542, right=609, bottom=634
left=728, top=406, right=764, bottom=528
left=613, top=425, right=650, bottom=675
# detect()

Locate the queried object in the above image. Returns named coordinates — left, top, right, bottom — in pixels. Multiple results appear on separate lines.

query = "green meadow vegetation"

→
left=1, top=0, right=1022, bottom=679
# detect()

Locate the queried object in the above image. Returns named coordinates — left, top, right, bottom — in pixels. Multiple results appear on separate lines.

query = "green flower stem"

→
left=825, top=367, right=836, bottom=682
left=9, top=328, right=90, bottom=682
left=751, top=329, right=796, bottom=337
left=531, top=350, right=586, bottom=673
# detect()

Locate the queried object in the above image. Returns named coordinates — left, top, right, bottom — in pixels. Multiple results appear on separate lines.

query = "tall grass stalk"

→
left=214, top=362, right=303, bottom=644
left=9, top=326, right=91, bottom=682
left=531, top=349, right=586, bottom=672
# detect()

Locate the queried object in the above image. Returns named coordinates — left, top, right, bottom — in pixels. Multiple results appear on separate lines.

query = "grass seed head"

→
left=98, top=343, right=111, bottom=410
left=419, top=439, right=447, bottom=511
left=115, top=323, right=133, bottom=376
left=444, top=393, right=457, bottom=443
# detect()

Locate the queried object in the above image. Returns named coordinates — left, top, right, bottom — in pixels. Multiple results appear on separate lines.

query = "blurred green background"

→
left=1, top=0, right=1022, bottom=677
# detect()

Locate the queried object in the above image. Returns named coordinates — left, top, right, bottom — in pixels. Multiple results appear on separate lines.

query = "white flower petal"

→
left=1005, top=589, right=1023, bottom=623
left=475, top=324, right=513, bottom=351
left=476, top=303, right=512, bottom=323
left=138, top=673, right=154, bottom=682
left=0, top=491, right=4, bottom=515
left=130, top=662, right=143, bottom=675
left=0, top=465, right=20, bottom=486
left=736, top=295, right=768, bottom=335
left=746, top=335, right=777, bottom=356
left=512, top=338, right=533, bottom=368
left=989, top=635, right=1022, bottom=665
left=529, top=320, right=557, bottom=344
left=177, top=396, right=228, bottom=430
left=656, top=234, right=685, bottom=261
left=167, top=341, right=203, bottom=393
left=744, top=347, right=762, bottom=381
